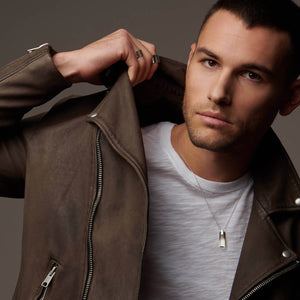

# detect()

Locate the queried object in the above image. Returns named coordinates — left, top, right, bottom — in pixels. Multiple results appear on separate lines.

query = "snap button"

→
left=295, top=198, right=300, bottom=206
left=282, top=250, right=292, bottom=258
left=90, top=113, right=98, bottom=118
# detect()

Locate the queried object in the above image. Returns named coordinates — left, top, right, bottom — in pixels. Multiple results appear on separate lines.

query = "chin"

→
left=187, top=127, right=242, bottom=153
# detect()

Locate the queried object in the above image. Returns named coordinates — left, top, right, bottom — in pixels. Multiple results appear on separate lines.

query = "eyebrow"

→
left=195, top=47, right=220, bottom=60
left=195, top=47, right=274, bottom=77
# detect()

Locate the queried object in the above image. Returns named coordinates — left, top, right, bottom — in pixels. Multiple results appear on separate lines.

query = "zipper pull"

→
left=41, top=265, right=58, bottom=287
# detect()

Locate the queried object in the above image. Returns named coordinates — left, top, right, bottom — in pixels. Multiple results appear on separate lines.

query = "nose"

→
left=207, top=71, right=232, bottom=105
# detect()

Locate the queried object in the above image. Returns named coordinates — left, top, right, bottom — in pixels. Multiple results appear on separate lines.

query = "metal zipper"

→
left=239, top=260, right=300, bottom=300
left=92, top=121, right=148, bottom=299
left=82, top=129, right=104, bottom=300
left=36, top=264, right=58, bottom=300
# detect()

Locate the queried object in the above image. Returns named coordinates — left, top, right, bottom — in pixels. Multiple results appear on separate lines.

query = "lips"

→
left=197, top=111, right=232, bottom=126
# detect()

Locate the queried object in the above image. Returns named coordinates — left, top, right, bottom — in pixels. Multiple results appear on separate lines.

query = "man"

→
left=0, top=0, right=300, bottom=299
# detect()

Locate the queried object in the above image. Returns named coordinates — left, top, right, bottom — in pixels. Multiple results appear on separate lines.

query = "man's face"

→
left=183, top=9, right=292, bottom=153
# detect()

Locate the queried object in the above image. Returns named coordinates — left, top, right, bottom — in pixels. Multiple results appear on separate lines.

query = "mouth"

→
left=197, top=111, right=232, bottom=126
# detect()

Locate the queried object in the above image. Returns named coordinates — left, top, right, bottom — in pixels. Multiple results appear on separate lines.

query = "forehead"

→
left=197, top=10, right=291, bottom=72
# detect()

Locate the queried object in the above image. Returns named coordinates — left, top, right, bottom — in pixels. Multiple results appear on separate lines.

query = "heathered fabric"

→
left=140, top=122, right=254, bottom=300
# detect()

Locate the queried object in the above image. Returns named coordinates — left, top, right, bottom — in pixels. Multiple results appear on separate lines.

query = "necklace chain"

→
left=175, top=131, right=248, bottom=249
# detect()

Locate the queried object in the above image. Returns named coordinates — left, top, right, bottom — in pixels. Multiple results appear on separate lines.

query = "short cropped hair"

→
left=200, top=0, right=300, bottom=80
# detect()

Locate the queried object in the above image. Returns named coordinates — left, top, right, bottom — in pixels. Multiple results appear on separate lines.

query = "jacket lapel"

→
left=230, top=130, right=300, bottom=300
left=230, top=198, right=298, bottom=299
left=87, top=71, right=148, bottom=181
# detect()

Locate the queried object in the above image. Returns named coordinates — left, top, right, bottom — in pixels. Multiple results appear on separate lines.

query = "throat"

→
left=171, top=124, right=252, bottom=182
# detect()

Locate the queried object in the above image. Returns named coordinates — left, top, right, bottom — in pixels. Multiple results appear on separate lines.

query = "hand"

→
left=52, top=29, right=159, bottom=86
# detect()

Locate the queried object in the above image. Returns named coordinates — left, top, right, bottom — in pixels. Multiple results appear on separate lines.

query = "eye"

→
left=203, top=59, right=218, bottom=68
left=243, top=71, right=262, bottom=81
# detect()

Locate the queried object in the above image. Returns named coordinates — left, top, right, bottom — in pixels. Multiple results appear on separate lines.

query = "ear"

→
left=187, top=43, right=197, bottom=67
left=279, top=78, right=300, bottom=116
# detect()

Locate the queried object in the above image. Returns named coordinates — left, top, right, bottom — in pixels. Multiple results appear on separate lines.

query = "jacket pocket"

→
left=34, top=261, right=59, bottom=300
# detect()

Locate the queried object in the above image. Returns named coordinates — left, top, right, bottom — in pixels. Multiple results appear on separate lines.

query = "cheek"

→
left=233, top=90, right=280, bottom=130
left=185, top=70, right=207, bottom=103
left=186, top=62, right=209, bottom=87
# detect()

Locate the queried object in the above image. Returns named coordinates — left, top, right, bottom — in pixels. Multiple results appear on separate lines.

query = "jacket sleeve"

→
left=0, top=44, right=71, bottom=197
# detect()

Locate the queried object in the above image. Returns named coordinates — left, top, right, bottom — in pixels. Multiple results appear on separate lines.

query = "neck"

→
left=172, top=124, right=256, bottom=182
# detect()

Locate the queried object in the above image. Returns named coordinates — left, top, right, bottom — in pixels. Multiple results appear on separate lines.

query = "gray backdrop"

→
left=1, top=0, right=299, bottom=298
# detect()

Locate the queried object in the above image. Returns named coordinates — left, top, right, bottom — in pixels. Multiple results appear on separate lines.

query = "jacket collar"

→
left=252, top=129, right=300, bottom=212
left=87, top=71, right=148, bottom=183
left=86, top=57, right=186, bottom=181
left=230, top=129, right=300, bottom=299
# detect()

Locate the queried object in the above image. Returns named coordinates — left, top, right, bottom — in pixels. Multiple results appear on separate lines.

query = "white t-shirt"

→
left=139, top=122, right=254, bottom=300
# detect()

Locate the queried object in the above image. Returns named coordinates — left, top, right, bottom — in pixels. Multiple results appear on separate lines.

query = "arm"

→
left=0, top=44, right=71, bottom=128
left=0, top=44, right=72, bottom=196
left=0, top=29, right=158, bottom=129
left=0, top=29, right=158, bottom=197
left=52, top=29, right=158, bottom=87
left=0, top=44, right=71, bottom=197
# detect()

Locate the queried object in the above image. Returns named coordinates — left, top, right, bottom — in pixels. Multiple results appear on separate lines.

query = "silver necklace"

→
left=175, top=135, right=247, bottom=249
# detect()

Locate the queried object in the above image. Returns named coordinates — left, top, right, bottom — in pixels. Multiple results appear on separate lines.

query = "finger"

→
left=124, top=32, right=157, bottom=79
left=126, top=49, right=140, bottom=86
left=130, top=41, right=158, bottom=84
left=138, top=39, right=159, bottom=80
left=134, top=49, right=143, bottom=59
left=113, top=29, right=158, bottom=86
left=111, top=30, right=141, bottom=85
left=127, top=37, right=152, bottom=84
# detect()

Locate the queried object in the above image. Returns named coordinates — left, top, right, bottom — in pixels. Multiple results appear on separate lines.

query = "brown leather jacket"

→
left=1, top=44, right=300, bottom=300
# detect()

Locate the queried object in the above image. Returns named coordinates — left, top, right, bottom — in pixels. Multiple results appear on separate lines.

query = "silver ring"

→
left=152, top=55, right=160, bottom=64
left=135, top=50, right=143, bottom=59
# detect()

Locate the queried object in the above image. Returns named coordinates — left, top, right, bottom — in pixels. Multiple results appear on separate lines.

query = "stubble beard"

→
left=182, top=97, right=242, bottom=153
